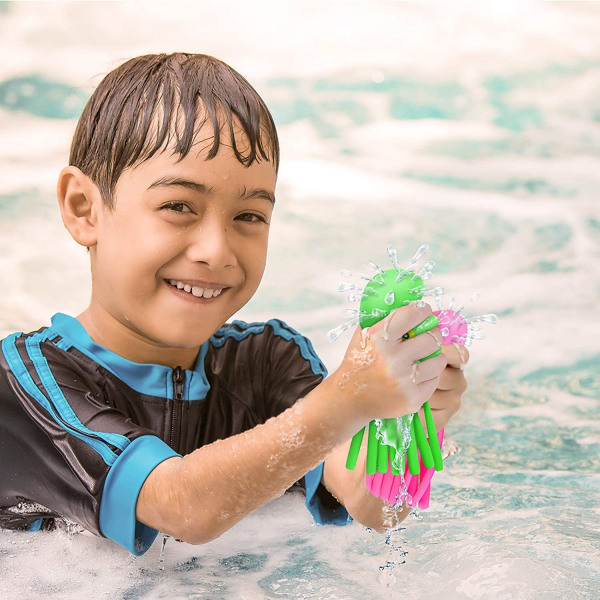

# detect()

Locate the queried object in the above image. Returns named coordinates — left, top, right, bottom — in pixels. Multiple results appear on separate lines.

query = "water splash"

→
left=158, top=534, right=169, bottom=570
left=371, top=307, right=388, bottom=319
left=467, top=313, right=498, bottom=324
left=365, top=259, right=386, bottom=275
left=338, top=282, right=362, bottom=292
left=423, top=286, right=446, bottom=298
left=387, top=245, right=401, bottom=271
left=406, top=244, right=428, bottom=271
left=327, top=317, right=359, bottom=341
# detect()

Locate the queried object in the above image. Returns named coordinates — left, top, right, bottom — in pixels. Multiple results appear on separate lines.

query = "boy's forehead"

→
left=116, top=130, right=276, bottom=200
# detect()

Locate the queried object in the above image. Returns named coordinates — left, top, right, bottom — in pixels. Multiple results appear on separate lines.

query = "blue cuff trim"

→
left=304, top=463, right=351, bottom=526
left=99, top=435, right=181, bottom=556
left=29, top=519, right=43, bottom=532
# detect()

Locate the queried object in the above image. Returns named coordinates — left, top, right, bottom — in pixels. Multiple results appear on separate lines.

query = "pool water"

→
left=0, top=2, right=599, bottom=598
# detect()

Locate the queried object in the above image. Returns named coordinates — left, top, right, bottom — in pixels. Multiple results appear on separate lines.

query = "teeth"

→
left=168, top=280, right=223, bottom=298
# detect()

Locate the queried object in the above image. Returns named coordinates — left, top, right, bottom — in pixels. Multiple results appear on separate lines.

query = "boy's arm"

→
left=322, top=342, right=469, bottom=531
left=137, top=304, right=447, bottom=544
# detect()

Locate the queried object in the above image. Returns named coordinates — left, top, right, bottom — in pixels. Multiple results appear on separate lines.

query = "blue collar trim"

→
left=48, top=313, right=210, bottom=401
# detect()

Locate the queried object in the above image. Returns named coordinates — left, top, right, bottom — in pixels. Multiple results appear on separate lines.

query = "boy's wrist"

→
left=311, top=369, right=371, bottom=440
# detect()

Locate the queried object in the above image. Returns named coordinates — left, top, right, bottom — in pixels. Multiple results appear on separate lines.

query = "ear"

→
left=57, top=166, right=104, bottom=248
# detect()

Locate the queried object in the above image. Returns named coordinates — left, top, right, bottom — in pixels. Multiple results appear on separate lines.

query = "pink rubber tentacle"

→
left=388, top=473, right=404, bottom=505
left=412, top=468, right=434, bottom=504
left=418, top=480, right=431, bottom=509
left=419, top=429, right=445, bottom=509
left=406, top=470, right=419, bottom=504
left=380, top=459, right=395, bottom=501
left=371, top=470, right=385, bottom=497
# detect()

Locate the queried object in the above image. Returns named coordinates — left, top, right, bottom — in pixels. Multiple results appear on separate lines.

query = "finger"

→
left=397, top=331, right=444, bottom=366
left=442, top=343, right=470, bottom=370
left=435, top=365, right=468, bottom=393
left=371, top=304, right=433, bottom=343
left=411, top=354, right=448, bottom=385
left=421, top=389, right=462, bottom=429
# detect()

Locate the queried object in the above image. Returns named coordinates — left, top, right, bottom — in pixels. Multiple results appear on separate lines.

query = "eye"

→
left=235, top=212, right=268, bottom=224
left=161, top=201, right=193, bottom=214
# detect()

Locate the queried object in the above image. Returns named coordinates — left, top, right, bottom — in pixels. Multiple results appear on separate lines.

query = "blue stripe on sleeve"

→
left=99, top=435, right=181, bottom=556
left=2, top=333, right=119, bottom=466
left=25, top=334, right=130, bottom=452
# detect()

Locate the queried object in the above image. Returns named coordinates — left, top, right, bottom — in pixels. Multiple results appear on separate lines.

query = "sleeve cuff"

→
left=304, top=463, right=352, bottom=526
left=99, top=435, right=181, bottom=555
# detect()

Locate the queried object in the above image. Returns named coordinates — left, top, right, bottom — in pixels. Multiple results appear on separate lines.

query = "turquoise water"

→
left=0, top=1, right=599, bottom=598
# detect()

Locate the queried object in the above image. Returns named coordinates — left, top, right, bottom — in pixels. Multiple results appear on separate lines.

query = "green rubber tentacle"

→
left=407, top=420, right=420, bottom=475
left=366, top=420, right=378, bottom=475
left=412, top=411, right=434, bottom=469
left=345, top=426, right=365, bottom=470
left=376, top=436, right=389, bottom=473
left=423, top=402, right=444, bottom=471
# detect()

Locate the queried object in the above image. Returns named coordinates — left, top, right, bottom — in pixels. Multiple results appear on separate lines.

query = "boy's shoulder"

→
left=210, top=318, right=326, bottom=375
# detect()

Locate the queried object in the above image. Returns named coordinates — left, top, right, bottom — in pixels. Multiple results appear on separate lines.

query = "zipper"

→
left=170, top=366, right=185, bottom=453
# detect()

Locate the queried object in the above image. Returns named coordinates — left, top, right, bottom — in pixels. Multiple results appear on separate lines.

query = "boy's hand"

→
left=416, top=342, right=469, bottom=431
left=331, top=305, right=447, bottom=424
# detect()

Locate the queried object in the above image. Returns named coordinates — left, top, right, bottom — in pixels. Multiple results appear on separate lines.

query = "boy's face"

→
left=88, top=124, right=277, bottom=362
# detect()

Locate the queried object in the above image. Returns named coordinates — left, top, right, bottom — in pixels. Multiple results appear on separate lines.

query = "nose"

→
left=185, top=214, right=237, bottom=271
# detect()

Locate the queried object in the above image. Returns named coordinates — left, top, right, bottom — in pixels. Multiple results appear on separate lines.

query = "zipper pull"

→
left=173, top=366, right=185, bottom=400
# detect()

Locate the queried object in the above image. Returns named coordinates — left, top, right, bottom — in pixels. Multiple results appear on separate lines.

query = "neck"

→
left=76, top=305, right=200, bottom=370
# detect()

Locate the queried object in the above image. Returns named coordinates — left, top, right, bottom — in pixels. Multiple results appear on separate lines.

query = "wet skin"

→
left=58, top=126, right=277, bottom=369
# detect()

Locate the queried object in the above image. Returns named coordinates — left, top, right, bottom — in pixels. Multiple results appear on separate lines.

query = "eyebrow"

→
left=147, top=176, right=276, bottom=205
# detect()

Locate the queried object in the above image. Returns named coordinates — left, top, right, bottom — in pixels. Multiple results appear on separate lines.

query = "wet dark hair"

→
left=69, top=52, right=279, bottom=209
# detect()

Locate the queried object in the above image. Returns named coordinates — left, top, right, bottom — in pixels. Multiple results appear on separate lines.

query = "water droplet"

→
left=373, top=273, right=386, bottom=286
left=411, top=245, right=428, bottom=263
left=363, top=287, right=379, bottom=298
left=340, top=269, right=353, bottom=277
left=387, top=245, right=400, bottom=270
left=481, top=313, right=498, bottom=324
left=338, top=282, right=359, bottom=292
left=410, top=300, right=426, bottom=308
left=371, top=308, right=388, bottom=320
left=360, top=327, right=370, bottom=349
left=470, top=292, right=481, bottom=303
left=440, top=328, right=449, bottom=337
left=158, top=534, right=169, bottom=569
left=346, top=294, right=363, bottom=302
left=327, top=318, right=359, bottom=342
left=423, top=286, right=446, bottom=298
left=417, top=261, right=435, bottom=279
left=365, top=259, right=385, bottom=275
left=384, top=290, right=395, bottom=305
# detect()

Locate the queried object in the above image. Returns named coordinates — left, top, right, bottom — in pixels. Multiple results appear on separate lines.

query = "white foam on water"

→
left=1, top=1, right=600, bottom=598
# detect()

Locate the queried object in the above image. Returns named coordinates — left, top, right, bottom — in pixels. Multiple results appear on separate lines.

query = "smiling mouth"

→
left=166, top=279, right=227, bottom=300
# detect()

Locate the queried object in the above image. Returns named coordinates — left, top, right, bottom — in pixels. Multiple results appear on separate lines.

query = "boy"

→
left=0, top=53, right=467, bottom=555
